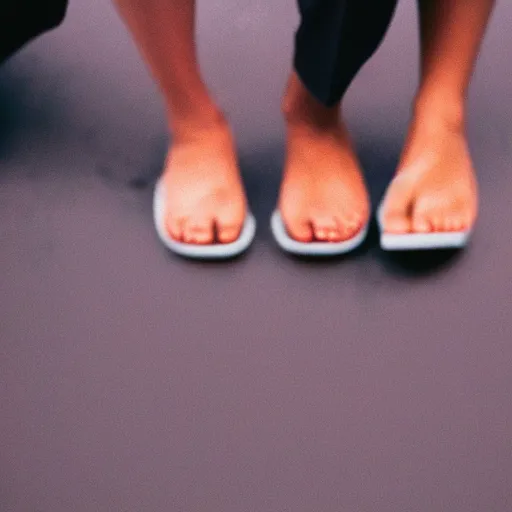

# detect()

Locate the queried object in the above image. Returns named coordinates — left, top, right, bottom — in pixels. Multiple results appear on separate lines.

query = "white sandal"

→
left=153, top=178, right=256, bottom=259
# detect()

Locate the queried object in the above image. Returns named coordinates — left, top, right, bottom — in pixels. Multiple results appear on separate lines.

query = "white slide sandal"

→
left=153, top=179, right=257, bottom=259
left=270, top=210, right=369, bottom=256
left=377, top=202, right=472, bottom=251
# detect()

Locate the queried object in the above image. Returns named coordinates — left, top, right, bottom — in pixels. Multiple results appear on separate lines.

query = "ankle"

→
left=282, top=72, right=340, bottom=130
left=282, top=101, right=341, bottom=134
left=413, top=90, right=466, bottom=133
left=168, top=106, right=229, bottom=142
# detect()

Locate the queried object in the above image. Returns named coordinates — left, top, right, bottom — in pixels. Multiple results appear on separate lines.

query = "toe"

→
left=452, top=218, right=465, bottom=232
left=382, top=210, right=412, bottom=234
left=411, top=212, right=432, bottom=233
left=444, top=217, right=460, bottom=232
left=449, top=213, right=471, bottom=232
left=380, top=195, right=412, bottom=233
left=167, top=216, right=186, bottom=242
left=412, top=198, right=442, bottom=233
left=312, top=216, right=339, bottom=242
left=337, top=215, right=362, bottom=241
left=191, top=228, right=215, bottom=244
left=217, top=223, right=242, bottom=244
left=380, top=174, right=416, bottom=234
left=216, top=205, right=245, bottom=244
left=283, top=214, right=314, bottom=242
left=346, top=222, right=363, bottom=240
left=326, top=228, right=342, bottom=242
left=183, top=217, right=215, bottom=244
left=431, top=216, right=445, bottom=232
left=347, top=212, right=366, bottom=235
left=436, top=201, right=467, bottom=231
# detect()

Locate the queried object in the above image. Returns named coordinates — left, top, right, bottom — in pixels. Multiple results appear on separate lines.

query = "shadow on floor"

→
left=1, top=53, right=169, bottom=190
left=0, top=57, right=73, bottom=158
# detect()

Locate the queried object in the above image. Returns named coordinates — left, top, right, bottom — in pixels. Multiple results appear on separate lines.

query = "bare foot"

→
left=380, top=107, right=478, bottom=234
left=278, top=74, right=370, bottom=243
left=162, top=116, right=247, bottom=245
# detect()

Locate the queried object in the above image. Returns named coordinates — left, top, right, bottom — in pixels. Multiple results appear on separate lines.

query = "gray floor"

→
left=1, top=1, right=512, bottom=511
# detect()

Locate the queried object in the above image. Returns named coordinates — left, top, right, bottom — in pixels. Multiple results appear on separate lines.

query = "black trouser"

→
left=0, top=0, right=68, bottom=64
left=295, top=0, right=399, bottom=106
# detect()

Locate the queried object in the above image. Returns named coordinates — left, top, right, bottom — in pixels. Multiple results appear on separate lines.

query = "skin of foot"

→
left=162, top=115, right=248, bottom=245
left=380, top=106, right=478, bottom=234
left=113, top=0, right=248, bottom=246
left=278, top=74, right=370, bottom=243
left=379, top=0, right=494, bottom=236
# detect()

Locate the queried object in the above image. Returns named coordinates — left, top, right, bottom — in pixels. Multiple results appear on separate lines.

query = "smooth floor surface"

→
left=1, top=1, right=512, bottom=511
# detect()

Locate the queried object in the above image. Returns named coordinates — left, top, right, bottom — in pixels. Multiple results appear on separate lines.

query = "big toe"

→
left=281, top=211, right=314, bottom=242
left=380, top=175, right=417, bottom=233
left=216, top=206, right=245, bottom=244
left=381, top=207, right=411, bottom=234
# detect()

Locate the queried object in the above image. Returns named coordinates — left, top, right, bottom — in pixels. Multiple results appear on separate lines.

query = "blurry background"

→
left=1, top=1, right=511, bottom=511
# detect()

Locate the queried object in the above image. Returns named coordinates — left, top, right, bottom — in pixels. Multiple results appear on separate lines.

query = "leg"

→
left=381, top=0, right=496, bottom=235
left=278, top=0, right=397, bottom=243
left=113, top=0, right=247, bottom=244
